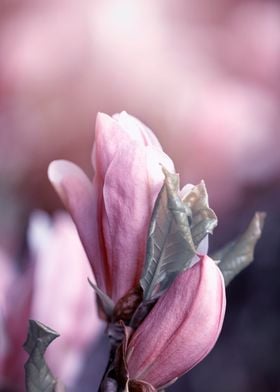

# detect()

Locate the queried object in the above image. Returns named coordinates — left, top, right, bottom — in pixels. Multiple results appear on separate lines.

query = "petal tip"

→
left=48, top=160, right=64, bottom=184
left=48, top=160, right=77, bottom=185
left=96, top=112, right=114, bottom=127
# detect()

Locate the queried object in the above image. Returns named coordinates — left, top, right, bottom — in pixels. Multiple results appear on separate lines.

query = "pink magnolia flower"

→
left=48, top=112, right=226, bottom=389
left=126, top=255, right=226, bottom=389
left=0, top=211, right=103, bottom=392
left=48, top=111, right=174, bottom=304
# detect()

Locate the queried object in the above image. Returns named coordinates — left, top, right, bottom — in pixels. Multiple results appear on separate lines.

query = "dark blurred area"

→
left=0, top=0, right=279, bottom=391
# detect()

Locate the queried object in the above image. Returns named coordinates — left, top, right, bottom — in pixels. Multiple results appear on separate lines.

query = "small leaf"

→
left=23, top=320, right=62, bottom=392
left=182, top=180, right=217, bottom=247
left=213, top=212, right=266, bottom=286
left=88, top=278, right=115, bottom=319
left=140, top=170, right=216, bottom=301
left=140, top=169, right=197, bottom=300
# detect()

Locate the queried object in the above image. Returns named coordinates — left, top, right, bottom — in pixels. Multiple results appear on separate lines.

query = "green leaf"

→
left=140, top=169, right=197, bottom=300
left=23, top=320, right=63, bottom=392
left=213, top=212, right=266, bottom=286
left=182, top=180, right=217, bottom=247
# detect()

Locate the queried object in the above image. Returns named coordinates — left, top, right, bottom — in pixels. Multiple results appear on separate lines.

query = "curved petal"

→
left=49, top=113, right=175, bottom=302
left=93, top=113, right=136, bottom=182
left=92, top=112, right=163, bottom=183
left=112, top=111, right=162, bottom=149
left=48, top=160, right=107, bottom=292
left=92, top=112, right=174, bottom=302
left=102, top=144, right=174, bottom=302
left=127, top=256, right=226, bottom=388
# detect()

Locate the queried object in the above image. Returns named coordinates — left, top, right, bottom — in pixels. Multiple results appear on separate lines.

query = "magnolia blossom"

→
left=49, top=112, right=226, bottom=388
left=48, top=111, right=174, bottom=303
left=0, top=212, right=103, bottom=391
left=126, top=256, right=226, bottom=388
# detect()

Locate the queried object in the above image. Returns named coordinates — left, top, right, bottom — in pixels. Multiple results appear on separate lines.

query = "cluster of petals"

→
left=49, top=112, right=226, bottom=388
left=48, top=111, right=174, bottom=303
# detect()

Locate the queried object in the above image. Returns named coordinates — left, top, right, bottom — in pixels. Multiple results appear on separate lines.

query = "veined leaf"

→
left=213, top=212, right=266, bottom=286
left=182, top=180, right=217, bottom=247
left=24, top=320, right=63, bottom=392
left=140, top=169, right=197, bottom=300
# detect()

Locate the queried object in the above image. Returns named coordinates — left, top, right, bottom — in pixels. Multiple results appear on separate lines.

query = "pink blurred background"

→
left=0, top=1, right=280, bottom=391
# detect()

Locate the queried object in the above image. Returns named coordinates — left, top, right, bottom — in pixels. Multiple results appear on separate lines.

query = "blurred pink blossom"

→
left=0, top=211, right=103, bottom=391
left=127, top=256, right=226, bottom=389
left=0, top=0, right=280, bottom=219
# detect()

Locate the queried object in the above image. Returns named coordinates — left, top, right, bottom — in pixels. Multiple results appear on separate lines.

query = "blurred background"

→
left=0, top=0, right=280, bottom=391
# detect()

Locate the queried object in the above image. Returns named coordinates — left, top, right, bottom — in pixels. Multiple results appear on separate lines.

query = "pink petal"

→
left=49, top=113, right=175, bottom=302
left=92, top=112, right=162, bottom=183
left=112, top=111, right=162, bottom=149
left=102, top=143, right=174, bottom=302
left=127, top=256, right=226, bottom=388
left=48, top=160, right=107, bottom=292
left=92, top=113, right=174, bottom=301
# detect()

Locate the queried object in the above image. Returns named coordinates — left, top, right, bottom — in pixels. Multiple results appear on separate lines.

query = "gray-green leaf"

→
left=23, top=320, right=63, bottom=392
left=140, top=169, right=197, bottom=300
left=213, top=212, right=266, bottom=286
left=182, top=180, right=217, bottom=247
